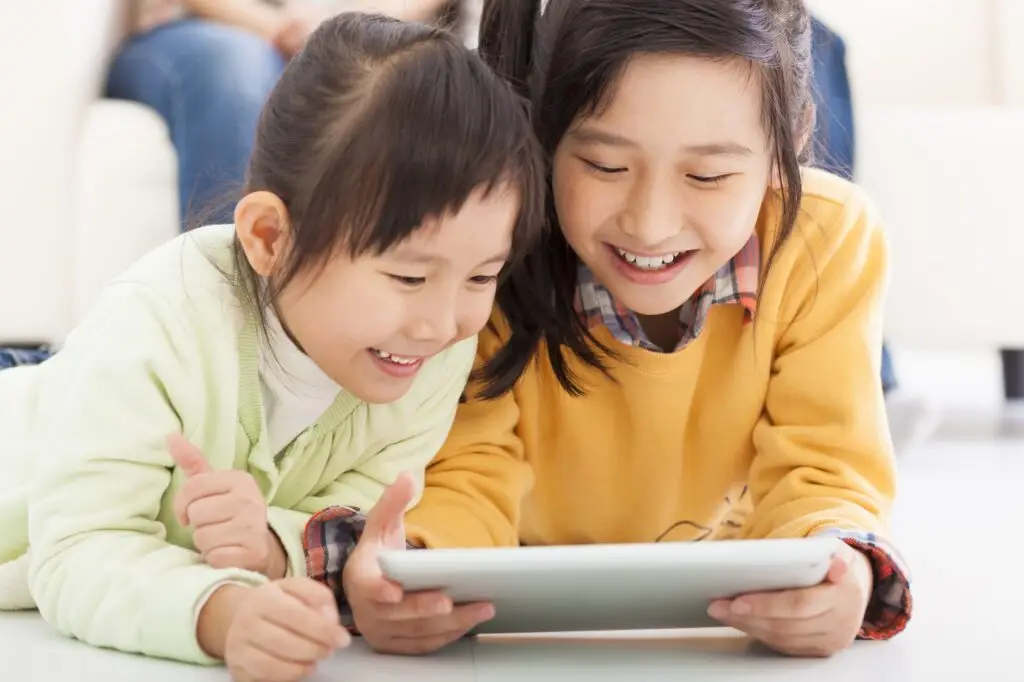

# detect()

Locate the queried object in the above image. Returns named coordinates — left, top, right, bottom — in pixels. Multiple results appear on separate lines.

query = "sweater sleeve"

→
left=403, top=319, right=533, bottom=549
left=745, top=191, right=912, bottom=637
left=268, top=339, right=478, bottom=578
left=27, top=284, right=267, bottom=665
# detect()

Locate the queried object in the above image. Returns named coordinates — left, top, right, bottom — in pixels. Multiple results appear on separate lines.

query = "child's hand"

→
left=168, top=434, right=286, bottom=577
left=343, top=473, right=494, bottom=655
left=224, top=579, right=351, bottom=682
left=707, top=542, right=874, bottom=657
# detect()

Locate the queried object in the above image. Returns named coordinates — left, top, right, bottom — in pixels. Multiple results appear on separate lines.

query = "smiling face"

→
left=552, top=53, right=772, bottom=318
left=239, top=183, right=520, bottom=404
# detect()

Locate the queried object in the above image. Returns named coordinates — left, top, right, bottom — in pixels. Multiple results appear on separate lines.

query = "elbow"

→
left=27, top=535, right=103, bottom=636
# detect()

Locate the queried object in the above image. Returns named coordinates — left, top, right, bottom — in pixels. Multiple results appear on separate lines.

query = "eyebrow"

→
left=568, top=127, right=754, bottom=157
left=389, top=250, right=510, bottom=267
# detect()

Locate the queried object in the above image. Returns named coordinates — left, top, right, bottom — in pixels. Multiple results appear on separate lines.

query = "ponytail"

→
left=474, top=0, right=618, bottom=400
left=477, top=0, right=541, bottom=98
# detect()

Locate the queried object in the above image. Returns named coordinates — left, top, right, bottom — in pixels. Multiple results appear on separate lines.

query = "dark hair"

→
left=234, top=12, right=548, bottom=397
left=478, top=0, right=815, bottom=394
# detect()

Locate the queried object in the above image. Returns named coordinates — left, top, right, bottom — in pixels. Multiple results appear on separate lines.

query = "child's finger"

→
left=232, top=642, right=316, bottom=681
left=388, top=602, right=494, bottom=638
left=261, top=605, right=349, bottom=657
left=277, top=577, right=342, bottom=620
left=167, top=433, right=213, bottom=478
left=203, top=545, right=254, bottom=571
left=346, top=554, right=405, bottom=605
left=390, top=625, right=478, bottom=656
left=273, top=580, right=351, bottom=649
left=824, top=553, right=851, bottom=584
left=709, top=610, right=833, bottom=639
left=361, top=472, right=416, bottom=547
left=709, top=582, right=834, bottom=621
left=172, top=475, right=234, bottom=526
left=376, top=590, right=452, bottom=620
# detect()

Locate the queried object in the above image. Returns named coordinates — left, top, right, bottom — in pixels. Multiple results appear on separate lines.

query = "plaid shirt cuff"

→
left=303, top=506, right=419, bottom=633
left=304, top=506, right=365, bottom=631
left=815, top=528, right=913, bottom=640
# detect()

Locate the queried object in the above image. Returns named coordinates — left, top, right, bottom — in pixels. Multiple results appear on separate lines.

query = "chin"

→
left=601, top=278, right=697, bottom=317
left=348, top=379, right=415, bottom=405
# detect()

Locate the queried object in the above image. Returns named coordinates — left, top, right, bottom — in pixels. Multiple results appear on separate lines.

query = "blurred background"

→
left=0, top=0, right=1021, bottom=457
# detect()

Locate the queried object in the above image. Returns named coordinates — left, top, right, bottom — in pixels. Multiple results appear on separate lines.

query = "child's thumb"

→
left=824, top=552, right=851, bottom=584
left=361, top=472, right=416, bottom=548
left=167, top=433, right=213, bottom=478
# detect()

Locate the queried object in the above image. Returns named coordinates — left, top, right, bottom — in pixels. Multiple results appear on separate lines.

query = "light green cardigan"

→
left=0, top=225, right=475, bottom=664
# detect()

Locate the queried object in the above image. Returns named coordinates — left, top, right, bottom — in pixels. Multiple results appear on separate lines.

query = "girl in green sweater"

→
left=0, top=11, right=546, bottom=680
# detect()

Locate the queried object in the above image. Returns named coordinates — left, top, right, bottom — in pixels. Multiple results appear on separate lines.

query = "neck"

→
left=270, top=303, right=307, bottom=355
left=636, top=309, right=683, bottom=351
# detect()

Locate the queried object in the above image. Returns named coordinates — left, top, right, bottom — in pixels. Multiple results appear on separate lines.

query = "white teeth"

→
left=616, top=248, right=681, bottom=270
left=371, top=349, right=419, bottom=365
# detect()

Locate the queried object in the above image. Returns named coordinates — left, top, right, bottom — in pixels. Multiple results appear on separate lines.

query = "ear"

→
left=769, top=103, right=817, bottom=191
left=235, top=191, right=291, bottom=277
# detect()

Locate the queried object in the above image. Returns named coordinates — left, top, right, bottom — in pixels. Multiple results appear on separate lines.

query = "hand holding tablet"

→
left=342, top=474, right=496, bottom=655
left=378, top=536, right=842, bottom=635
left=347, top=474, right=844, bottom=653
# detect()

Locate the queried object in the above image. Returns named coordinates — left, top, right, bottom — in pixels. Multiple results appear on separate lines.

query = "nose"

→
left=405, top=292, right=459, bottom=347
left=619, top=172, right=683, bottom=247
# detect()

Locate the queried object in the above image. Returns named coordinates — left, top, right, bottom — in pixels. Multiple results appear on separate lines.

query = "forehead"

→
left=582, top=53, right=768, bottom=153
left=387, top=184, right=519, bottom=262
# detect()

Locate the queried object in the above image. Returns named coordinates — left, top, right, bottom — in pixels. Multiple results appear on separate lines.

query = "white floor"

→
left=2, top=348, right=1019, bottom=680
left=887, top=347, right=1024, bottom=535
left=885, top=347, right=1024, bottom=655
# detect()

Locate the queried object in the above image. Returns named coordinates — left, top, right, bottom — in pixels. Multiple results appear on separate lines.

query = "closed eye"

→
left=688, top=174, right=732, bottom=185
left=388, top=274, right=425, bottom=286
left=469, top=275, right=499, bottom=285
left=581, top=157, right=627, bottom=174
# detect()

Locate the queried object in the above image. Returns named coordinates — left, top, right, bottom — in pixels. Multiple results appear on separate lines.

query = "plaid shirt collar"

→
left=574, top=234, right=761, bottom=352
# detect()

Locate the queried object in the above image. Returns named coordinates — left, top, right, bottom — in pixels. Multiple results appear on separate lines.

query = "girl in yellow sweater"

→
left=307, top=0, right=913, bottom=660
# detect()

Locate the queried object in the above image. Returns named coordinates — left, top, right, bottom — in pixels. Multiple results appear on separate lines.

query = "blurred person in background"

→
left=809, top=16, right=936, bottom=454
left=107, top=1, right=459, bottom=227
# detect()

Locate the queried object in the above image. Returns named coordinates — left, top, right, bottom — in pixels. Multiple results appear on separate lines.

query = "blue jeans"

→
left=810, top=18, right=855, bottom=180
left=810, top=18, right=897, bottom=393
left=106, top=19, right=287, bottom=227
left=0, top=347, right=52, bottom=370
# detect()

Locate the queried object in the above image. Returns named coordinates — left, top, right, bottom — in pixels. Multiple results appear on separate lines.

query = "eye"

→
left=580, top=157, right=627, bottom=174
left=688, top=174, right=732, bottom=185
left=388, top=274, right=426, bottom=287
left=469, top=275, right=499, bottom=285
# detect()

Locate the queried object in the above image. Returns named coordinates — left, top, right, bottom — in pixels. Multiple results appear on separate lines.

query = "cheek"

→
left=553, top=164, right=609, bottom=245
left=457, top=290, right=500, bottom=339
left=692, top=186, right=765, bottom=253
left=280, top=271, right=390, bottom=350
left=282, top=290, right=357, bottom=350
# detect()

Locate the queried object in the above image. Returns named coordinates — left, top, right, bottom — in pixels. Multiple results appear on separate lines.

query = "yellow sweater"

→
left=405, top=170, right=896, bottom=550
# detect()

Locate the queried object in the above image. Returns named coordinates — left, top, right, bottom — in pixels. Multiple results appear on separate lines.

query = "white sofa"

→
left=0, top=0, right=179, bottom=345
left=2, top=1, right=1023, bottom=391
left=807, top=0, right=1024, bottom=352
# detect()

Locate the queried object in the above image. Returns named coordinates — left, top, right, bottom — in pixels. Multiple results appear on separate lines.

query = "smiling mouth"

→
left=614, top=247, right=690, bottom=271
left=369, top=348, right=422, bottom=366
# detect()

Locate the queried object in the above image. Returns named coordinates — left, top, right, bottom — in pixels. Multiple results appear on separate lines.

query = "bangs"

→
left=294, top=39, right=544, bottom=270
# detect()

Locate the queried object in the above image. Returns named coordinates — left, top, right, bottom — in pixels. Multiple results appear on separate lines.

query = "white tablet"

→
left=378, top=537, right=841, bottom=634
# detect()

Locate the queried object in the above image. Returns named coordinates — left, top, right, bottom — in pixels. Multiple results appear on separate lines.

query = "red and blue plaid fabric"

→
left=574, top=234, right=760, bottom=351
